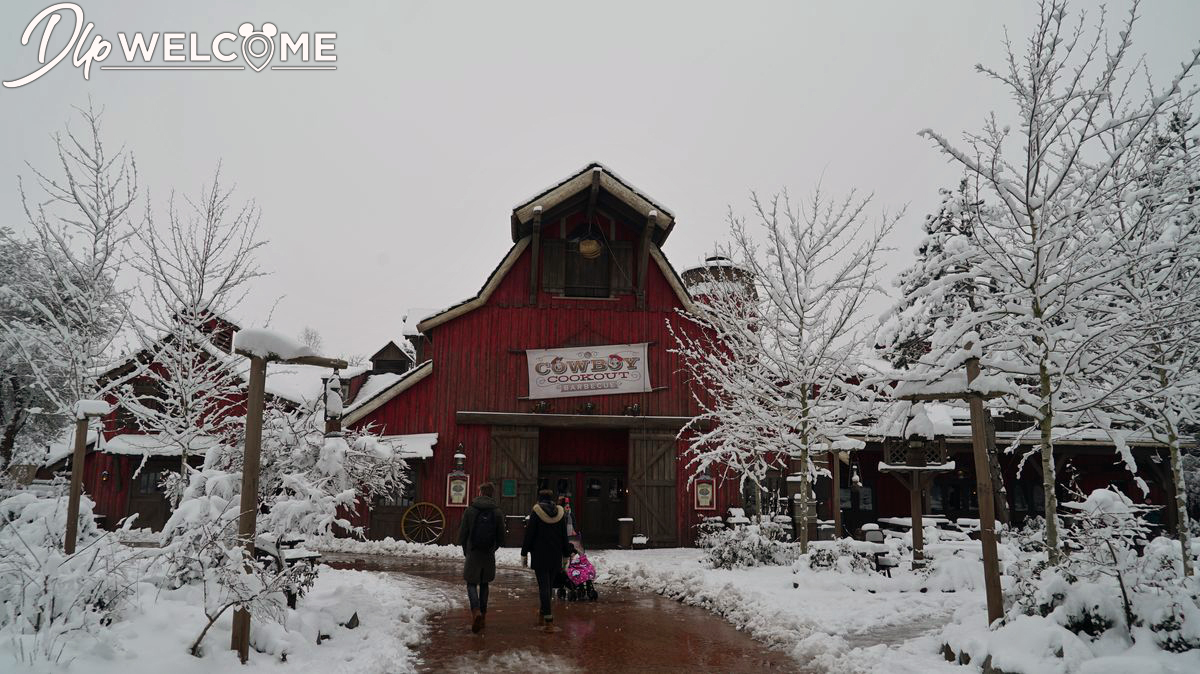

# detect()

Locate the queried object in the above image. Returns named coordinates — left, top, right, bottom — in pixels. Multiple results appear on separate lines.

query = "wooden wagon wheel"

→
left=401, top=502, right=446, bottom=544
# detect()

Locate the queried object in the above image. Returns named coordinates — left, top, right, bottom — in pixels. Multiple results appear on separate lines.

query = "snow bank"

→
left=233, top=328, right=316, bottom=360
left=0, top=566, right=446, bottom=674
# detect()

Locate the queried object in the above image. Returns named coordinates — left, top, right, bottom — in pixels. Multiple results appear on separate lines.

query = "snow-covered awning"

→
left=44, top=432, right=229, bottom=467
left=377, top=433, right=437, bottom=460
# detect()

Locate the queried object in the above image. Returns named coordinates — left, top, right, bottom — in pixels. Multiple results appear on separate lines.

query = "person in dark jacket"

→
left=521, top=489, right=574, bottom=632
left=457, top=482, right=506, bottom=633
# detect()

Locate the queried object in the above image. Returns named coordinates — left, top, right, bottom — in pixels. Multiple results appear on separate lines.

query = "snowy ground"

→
left=2, top=564, right=450, bottom=674
left=308, top=536, right=971, bottom=673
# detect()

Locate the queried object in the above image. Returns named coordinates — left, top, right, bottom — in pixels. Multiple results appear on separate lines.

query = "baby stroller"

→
left=563, top=550, right=598, bottom=601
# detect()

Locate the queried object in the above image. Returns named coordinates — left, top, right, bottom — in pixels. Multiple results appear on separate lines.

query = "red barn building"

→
left=340, top=164, right=736, bottom=546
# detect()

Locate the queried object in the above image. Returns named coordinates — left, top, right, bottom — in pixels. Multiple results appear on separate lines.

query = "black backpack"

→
left=471, top=507, right=498, bottom=551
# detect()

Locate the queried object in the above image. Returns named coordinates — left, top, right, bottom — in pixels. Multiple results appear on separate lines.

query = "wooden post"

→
left=908, top=471, right=925, bottom=569
left=636, top=214, right=654, bottom=309
left=64, top=417, right=89, bottom=556
left=231, top=355, right=267, bottom=663
left=528, top=208, right=542, bottom=306
left=966, top=356, right=1004, bottom=625
left=829, top=451, right=842, bottom=538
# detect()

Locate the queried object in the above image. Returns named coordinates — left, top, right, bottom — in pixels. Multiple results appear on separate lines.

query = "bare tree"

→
left=115, top=165, right=265, bottom=501
left=895, top=0, right=1200, bottom=562
left=672, top=188, right=897, bottom=552
left=1, top=103, right=134, bottom=448
left=297, top=326, right=324, bottom=353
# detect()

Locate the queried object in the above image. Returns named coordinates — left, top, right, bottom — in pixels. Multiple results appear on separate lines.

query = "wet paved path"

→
left=325, top=552, right=801, bottom=673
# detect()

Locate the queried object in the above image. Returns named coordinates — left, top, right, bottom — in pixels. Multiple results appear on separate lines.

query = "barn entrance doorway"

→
left=538, top=427, right=628, bottom=548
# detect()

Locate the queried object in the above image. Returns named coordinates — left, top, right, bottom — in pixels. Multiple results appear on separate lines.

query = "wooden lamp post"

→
left=877, top=434, right=953, bottom=569
left=898, top=350, right=1005, bottom=625
left=229, top=343, right=347, bottom=664
left=64, top=400, right=111, bottom=555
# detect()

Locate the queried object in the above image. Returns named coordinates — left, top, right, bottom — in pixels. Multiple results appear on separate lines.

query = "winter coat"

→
left=458, top=496, right=506, bottom=584
left=521, top=500, right=573, bottom=572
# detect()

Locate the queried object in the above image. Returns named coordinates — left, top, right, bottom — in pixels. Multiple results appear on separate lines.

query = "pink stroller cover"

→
left=566, top=552, right=597, bottom=584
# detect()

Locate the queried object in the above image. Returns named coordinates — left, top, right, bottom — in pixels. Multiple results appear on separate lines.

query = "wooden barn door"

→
left=628, top=430, right=678, bottom=546
left=490, top=426, right=538, bottom=517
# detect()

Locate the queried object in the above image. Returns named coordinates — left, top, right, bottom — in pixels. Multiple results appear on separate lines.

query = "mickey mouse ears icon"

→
left=238, top=23, right=277, bottom=72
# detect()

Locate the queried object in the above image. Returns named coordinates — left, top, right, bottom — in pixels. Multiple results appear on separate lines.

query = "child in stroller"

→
left=553, top=496, right=598, bottom=601
left=562, top=549, right=598, bottom=601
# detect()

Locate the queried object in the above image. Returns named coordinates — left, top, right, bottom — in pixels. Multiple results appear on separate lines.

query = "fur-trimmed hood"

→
left=531, top=503, right=563, bottom=524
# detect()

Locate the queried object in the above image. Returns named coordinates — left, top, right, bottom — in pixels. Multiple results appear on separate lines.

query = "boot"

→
left=478, top=610, right=486, bottom=631
left=543, top=617, right=561, bottom=634
left=533, top=610, right=545, bottom=629
left=470, top=608, right=482, bottom=634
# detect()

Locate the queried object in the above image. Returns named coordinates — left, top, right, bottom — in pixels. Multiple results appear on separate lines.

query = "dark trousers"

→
left=467, top=582, right=490, bottom=612
left=534, top=567, right=555, bottom=620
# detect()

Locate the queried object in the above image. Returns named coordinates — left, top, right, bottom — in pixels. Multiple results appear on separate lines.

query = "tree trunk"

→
left=798, top=448, right=810, bottom=554
left=1039, top=372, right=1060, bottom=564
left=0, top=376, right=28, bottom=471
left=1169, top=427, right=1194, bottom=577
left=984, top=413, right=1010, bottom=527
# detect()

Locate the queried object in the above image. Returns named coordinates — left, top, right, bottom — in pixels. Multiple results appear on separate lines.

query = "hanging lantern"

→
left=578, top=238, right=603, bottom=259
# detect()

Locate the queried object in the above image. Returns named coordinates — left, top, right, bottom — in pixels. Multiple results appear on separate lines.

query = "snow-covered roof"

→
left=341, top=361, right=434, bottom=427
left=510, top=163, right=676, bottom=243
left=260, top=362, right=368, bottom=407
left=402, top=309, right=439, bottom=337
left=45, top=432, right=228, bottom=466
left=377, top=433, right=438, bottom=460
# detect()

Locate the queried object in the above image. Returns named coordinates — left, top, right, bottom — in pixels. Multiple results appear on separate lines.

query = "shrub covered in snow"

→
left=804, top=540, right=876, bottom=575
left=944, top=488, right=1200, bottom=670
left=0, top=493, right=144, bottom=665
left=699, top=521, right=799, bottom=569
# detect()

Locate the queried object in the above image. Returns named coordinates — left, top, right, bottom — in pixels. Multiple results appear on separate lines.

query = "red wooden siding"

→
left=351, top=205, right=734, bottom=543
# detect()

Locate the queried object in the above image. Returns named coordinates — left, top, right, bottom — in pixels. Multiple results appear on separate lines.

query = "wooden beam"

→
left=909, top=471, right=925, bottom=569
left=637, top=213, right=654, bottom=309
left=64, top=417, right=89, bottom=556
left=456, top=410, right=699, bottom=430
left=232, top=349, right=348, bottom=370
left=586, top=168, right=600, bottom=224
left=529, top=207, right=542, bottom=306
left=231, top=355, right=267, bottom=663
left=966, top=355, right=1004, bottom=625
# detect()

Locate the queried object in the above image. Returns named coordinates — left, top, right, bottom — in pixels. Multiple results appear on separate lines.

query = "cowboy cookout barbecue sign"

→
left=526, top=343, right=650, bottom=399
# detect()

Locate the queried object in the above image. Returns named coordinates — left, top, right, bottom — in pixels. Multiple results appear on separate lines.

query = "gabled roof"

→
left=341, top=360, right=433, bottom=427
left=416, top=238, right=530, bottom=333
left=413, top=236, right=697, bottom=335
left=370, top=340, right=414, bottom=365
left=510, top=163, right=676, bottom=244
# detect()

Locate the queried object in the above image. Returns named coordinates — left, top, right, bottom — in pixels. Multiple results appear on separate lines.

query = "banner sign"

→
left=526, top=343, right=651, bottom=399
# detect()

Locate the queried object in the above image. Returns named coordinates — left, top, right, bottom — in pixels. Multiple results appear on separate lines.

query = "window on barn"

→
left=542, top=232, right=635, bottom=299
left=564, top=239, right=610, bottom=297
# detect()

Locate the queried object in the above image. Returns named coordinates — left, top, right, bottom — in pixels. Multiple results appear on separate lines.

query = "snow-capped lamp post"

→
left=896, top=345, right=1005, bottom=625
left=323, top=373, right=343, bottom=435
left=64, top=400, right=112, bottom=555
left=229, top=329, right=348, bottom=664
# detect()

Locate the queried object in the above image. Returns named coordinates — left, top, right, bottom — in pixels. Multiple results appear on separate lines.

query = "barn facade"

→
left=341, top=163, right=738, bottom=546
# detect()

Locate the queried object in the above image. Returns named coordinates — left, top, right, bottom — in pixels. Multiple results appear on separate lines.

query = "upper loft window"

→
left=541, top=225, right=635, bottom=299
left=565, top=239, right=610, bottom=297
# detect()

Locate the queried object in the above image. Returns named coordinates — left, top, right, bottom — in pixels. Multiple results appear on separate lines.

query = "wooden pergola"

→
left=877, top=457, right=955, bottom=569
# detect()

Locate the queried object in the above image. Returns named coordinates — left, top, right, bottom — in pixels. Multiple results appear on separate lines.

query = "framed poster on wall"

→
left=694, top=477, right=716, bottom=510
left=446, top=473, right=470, bottom=508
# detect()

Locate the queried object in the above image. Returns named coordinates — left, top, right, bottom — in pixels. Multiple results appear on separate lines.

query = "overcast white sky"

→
left=3, top=1, right=1199, bottom=360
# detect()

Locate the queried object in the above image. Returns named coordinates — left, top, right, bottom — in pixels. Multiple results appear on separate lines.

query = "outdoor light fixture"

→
left=578, top=237, right=603, bottom=259
left=851, top=463, right=862, bottom=487
left=453, top=443, right=466, bottom=470
left=323, top=371, right=343, bottom=421
left=100, top=470, right=109, bottom=482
